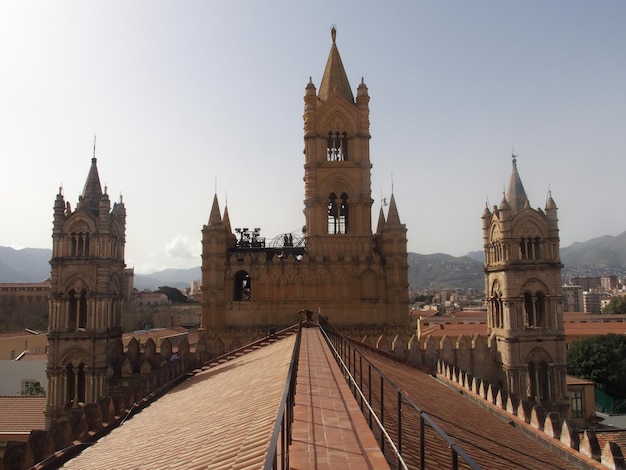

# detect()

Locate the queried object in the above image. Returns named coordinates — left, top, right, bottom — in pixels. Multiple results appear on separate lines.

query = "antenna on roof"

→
left=391, top=173, right=394, bottom=194
left=380, top=189, right=387, bottom=207
left=93, top=134, right=97, bottom=160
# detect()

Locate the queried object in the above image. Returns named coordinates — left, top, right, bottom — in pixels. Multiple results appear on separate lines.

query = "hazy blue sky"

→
left=1, top=1, right=624, bottom=274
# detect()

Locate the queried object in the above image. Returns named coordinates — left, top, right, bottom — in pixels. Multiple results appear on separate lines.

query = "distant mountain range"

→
left=2, top=231, right=625, bottom=290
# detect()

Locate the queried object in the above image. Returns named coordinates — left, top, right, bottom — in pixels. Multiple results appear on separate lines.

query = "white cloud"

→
left=165, top=235, right=201, bottom=260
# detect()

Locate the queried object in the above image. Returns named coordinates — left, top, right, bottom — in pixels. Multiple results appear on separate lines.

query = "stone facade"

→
left=480, top=155, right=569, bottom=416
left=199, top=27, right=410, bottom=352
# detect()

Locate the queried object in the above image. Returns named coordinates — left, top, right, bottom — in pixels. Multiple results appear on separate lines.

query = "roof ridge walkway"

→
left=289, top=326, right=389, bottom=469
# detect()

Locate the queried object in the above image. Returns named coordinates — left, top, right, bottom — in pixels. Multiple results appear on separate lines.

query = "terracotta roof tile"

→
left=62, top=334, right=296, bottom=469
left=357, top=347, right=575, bottom=469
left=0, top=396, right=46, bottom=433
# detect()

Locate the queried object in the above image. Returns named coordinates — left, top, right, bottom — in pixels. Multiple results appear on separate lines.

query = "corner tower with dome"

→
left=481, top=154, right=568, bottom=416
left=199, top=27, right=409, bottom=352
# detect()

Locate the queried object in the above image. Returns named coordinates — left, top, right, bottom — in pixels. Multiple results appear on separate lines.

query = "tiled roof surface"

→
left=0, top=396, right=46, bottom=433
left=62, top=334, right=296, bottom=469
left=358, top=348, right=575, bottom=469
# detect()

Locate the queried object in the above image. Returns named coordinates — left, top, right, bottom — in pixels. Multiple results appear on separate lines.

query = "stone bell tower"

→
left=481, top=154, right=568, bottom=416
left=45, top=155, right=126, bottom=427
left=198, top=27, right=409, bottom=351
left=303, top=26, right=375, bottom=259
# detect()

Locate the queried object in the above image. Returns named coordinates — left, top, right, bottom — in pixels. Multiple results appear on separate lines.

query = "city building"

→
left=563, top=284, right=584, bottom=312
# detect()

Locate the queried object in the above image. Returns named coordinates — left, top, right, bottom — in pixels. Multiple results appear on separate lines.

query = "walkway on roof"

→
left=57, top=326, right=388, bottom=469
left=290, top=327, right=389, bottom=469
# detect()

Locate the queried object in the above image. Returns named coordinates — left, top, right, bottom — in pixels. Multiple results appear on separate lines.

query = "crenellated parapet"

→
left=5, top=337, right=197, bottom=470
left=435, top=358, right=621, bottom=469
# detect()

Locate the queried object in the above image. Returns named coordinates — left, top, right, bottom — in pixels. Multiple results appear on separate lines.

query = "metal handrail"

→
left=318, top=322, right=409, bottom=470
left=263, top=317, right=303, bottom=469
left=319, top=317, right=481, bottom=470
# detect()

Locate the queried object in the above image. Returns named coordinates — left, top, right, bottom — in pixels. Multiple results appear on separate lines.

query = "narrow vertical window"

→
left=78, top=289, right=87, bottom=329
left=571, top=390, right=584, bottom=418
left=68, top=290, right=77, bottom=330
left=326, top=131, right=348, bottom=161
left=66, top=363, right=75, bottom=408
left=524, top=292, right=534, bottom=327
left=327, top=193, right=348, bottom=234
left=234, top=270, right=251, bottom=301
left=535, top=292, right=546, bottom=328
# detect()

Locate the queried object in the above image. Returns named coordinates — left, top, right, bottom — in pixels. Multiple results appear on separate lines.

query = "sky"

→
left=1, top=1, right=625, bottom=274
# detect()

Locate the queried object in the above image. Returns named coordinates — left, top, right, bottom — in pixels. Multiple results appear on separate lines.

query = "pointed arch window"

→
left=328, top=192, right=348, bottom=234
left=233, top=270, right=251, bottom=301
left=327, top=131, right=348, bottom=161
left=528, top=360, right=551, bottom=403
left=524, top=291, right=547, bottom=328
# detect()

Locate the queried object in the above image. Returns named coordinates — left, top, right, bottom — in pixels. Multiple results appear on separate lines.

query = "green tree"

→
left=18, top=381, right=46, bottom=396
left=157, top=286, right=188, bottom=304
left=602, top=295, right=626, bottom=315
left=567, top=334, right=626, bottom=399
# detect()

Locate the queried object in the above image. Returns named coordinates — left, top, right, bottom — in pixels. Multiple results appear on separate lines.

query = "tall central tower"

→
left=199, top=28, right=409, bottom=351
left=303, top=26, right=375, bottom=258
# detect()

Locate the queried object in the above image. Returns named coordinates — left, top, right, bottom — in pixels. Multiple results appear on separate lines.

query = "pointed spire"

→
left=318, top=26, right=354, bottom=102
left=546, top=189, right=557, bottom=210
left=208, top=194, right=222, bottom=226
left=376, top=206, right=386, bottom=233
left=222, top=205, right=232, bottom=233
left=78, top=157, right=103, bottom=214
left=506, top=152, right=529, bottom=213
left=386, top=194, right=402, bottom=226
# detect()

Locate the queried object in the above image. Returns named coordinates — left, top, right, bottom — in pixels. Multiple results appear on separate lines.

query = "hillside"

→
left=1, top=231, right=625, bottom=290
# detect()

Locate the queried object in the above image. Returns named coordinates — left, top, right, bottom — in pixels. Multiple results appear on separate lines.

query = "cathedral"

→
left=199, top=26, right=410, bottom=352
left=42, top=27, right=571, bottom=435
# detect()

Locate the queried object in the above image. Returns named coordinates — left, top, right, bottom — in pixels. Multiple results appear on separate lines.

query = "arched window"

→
left=326, top=131, right=348, bottom=161
left=327, top=192, right=348, bottom=234
left=491, top=282, right=503, bottom=328
left=233, top=270, right=251, bottom=301
left=537, top=360, right=550, bottom=402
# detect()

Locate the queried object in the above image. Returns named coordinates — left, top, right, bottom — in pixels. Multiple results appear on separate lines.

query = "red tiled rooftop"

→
left=63, top=334, right=296, bottom=469
left=0, top=396, right=46, bottom=433
left=357, top=347, right=577, bottom=469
